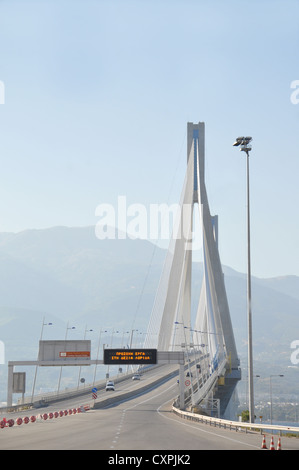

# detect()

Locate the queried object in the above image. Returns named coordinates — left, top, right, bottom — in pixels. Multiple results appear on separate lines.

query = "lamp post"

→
left=57, top=322, right=76, bottom=395
left=174, top=322, right=194, bottom=394
left=77, top=325, right=93, bottom=389
left=233, top=136, right=254, bottom=423
left=92, top=328, right=107, bottom=387
left=31, top=317, right=53, bottom=403
left=107, top=328, right=119, bottom=377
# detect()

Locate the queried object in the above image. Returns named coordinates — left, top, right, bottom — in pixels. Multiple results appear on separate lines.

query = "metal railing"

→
left=191, top=357, right=227, bottom=406
left=172, top=405, right=299, bottom=436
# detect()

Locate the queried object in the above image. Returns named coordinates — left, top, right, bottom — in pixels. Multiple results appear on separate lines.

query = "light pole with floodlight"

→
left=233, top=136, right=254, bottom=423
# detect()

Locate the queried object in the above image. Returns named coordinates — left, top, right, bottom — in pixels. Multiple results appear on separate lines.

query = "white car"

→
left=105, top=381, right=115, bottom=391
left=132, top=374, right=141, bottom=380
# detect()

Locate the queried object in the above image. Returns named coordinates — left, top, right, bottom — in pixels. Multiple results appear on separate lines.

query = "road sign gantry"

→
left=7, top=349, right=186, bottom=409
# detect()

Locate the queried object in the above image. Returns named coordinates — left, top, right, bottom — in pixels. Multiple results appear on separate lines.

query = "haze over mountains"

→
left=0, top=225, right=298, bottom=401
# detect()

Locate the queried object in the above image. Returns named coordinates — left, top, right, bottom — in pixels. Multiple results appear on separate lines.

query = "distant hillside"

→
left=0, top=226, right=165, bottom=328
left=0, top=225, right=298, bottom=401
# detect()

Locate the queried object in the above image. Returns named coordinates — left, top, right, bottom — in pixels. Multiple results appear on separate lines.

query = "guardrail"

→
left=172, top=405, right=299, bottom=436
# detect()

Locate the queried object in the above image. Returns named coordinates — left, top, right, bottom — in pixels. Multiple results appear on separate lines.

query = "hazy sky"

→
left=0, top=0, right=298, bottom=278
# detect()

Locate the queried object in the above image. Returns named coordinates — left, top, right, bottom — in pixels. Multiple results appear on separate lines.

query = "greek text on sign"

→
left=59, top=351, right=90, bottom=358
left=104, top=349, right=157, bottom=365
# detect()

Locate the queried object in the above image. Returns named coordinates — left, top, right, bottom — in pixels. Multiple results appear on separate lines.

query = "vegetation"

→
left=238, top=409, right=250, bottom=422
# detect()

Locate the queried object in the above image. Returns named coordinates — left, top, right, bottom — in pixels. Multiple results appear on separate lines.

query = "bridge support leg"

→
left=179, top=363, right=185, bottom=410
left=7, top=363, right=14, bottom=407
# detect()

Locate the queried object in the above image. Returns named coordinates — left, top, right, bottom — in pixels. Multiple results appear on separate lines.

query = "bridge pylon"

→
left=145, top=122, right=241, bottom=418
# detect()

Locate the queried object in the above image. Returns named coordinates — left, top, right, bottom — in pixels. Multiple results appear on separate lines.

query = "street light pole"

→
left=31, top=317, right=53, bottom=403
left=57, top=322, right=76, bottom=395
left=77, top=325, right=93, bottom=389
left=233, top=136, right=254, bottom=423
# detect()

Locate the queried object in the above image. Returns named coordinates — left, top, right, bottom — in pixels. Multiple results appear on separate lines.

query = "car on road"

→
left=132, top=374, right=141, bottom=380
left=105, top=381, right=115, bottom=391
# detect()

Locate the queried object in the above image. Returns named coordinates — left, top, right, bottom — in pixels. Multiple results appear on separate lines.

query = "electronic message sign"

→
left=104, top=349, right=157, bottom=365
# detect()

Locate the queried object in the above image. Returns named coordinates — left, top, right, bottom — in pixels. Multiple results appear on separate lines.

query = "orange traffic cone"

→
left=261, top=434, right=267, bottom=449
left=277, top=436, right=282, bottom=450
left=270, top=435, right=275, bottom=450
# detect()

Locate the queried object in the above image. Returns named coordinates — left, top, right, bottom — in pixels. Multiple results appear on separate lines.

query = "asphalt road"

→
left=2, top=370, right=299, bottom=451
left=1, top=363, right=178, bottom=418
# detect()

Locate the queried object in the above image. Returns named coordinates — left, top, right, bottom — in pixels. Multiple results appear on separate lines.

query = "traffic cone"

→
left=270, top=435, right=275, bottom=450
left=261, top=434, right=267, bottom=449
left=277, top=436, right=282, bottom=450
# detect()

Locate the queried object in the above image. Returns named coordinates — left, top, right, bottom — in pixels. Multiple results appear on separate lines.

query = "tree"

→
left=239, top=410, right=250, bottom=422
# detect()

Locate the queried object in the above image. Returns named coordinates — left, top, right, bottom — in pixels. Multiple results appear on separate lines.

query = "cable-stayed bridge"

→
left=2, top=121, right=251, bottom=451
left=5, top=122, right=240, bottom=419
left=4, top=122, right=299, bottom=450
left=144, top=121, right=241, bottom=417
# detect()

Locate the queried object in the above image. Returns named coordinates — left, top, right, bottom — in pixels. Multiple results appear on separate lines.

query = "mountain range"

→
left=0, top=225, right=298, bottom=402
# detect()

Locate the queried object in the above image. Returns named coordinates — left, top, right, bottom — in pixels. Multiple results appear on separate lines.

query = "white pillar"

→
left=7, top=362, right=14, bottom=407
